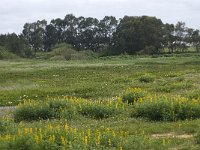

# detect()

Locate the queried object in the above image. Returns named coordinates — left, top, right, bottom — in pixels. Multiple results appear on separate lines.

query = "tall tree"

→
left=62, top=14, right=78, bottom=46
left=192, top=30, right=200, bottom=52
left=98, top=16, right=118, bottom=49
left=0, top=33, right=32, bottom=57
left=112, top=16, right=164, bottom=55
left=174, top=21, right=188, bottom=52
left=44, top=24, right=59, bottom=51
left=22, top=20, right=47, bottom=54
left=77, top=17, right=99, bottom=51
left=163, top=23, right=175, bottom=53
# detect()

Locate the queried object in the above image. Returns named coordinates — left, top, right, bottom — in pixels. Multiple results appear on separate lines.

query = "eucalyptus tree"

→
left=192, top=30, right=200, bottom=52
left=0, top=33, right=32, bottom=57
left=112, top=16, right=164, bottom=55
left=97, top=16, right=118, bottom=50
left=163, top=23, right=175, bottom=53
left=174, top=21, right=188, bottom=52
left=77, top=17, right=99, bottom=51
left=22, top=20, right=47, bottom=54
left=62, top=14, right=78, bottom=46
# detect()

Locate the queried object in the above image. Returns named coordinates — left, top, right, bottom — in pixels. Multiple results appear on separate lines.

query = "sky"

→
left=0, top=0, right=200, bottom=34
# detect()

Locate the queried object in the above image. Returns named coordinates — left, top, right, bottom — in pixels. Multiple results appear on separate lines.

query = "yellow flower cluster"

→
left=0, top=119, right=130, bottom=149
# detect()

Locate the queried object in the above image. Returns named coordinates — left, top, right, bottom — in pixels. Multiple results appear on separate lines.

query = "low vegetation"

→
left=132, top=95, right=200, bottom=121
left=0, top=54, right=200, bottom=149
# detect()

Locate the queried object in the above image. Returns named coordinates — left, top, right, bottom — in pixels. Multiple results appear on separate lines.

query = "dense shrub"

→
left=80, top=104, right=119, bottom=119
left=185, top=90, right=200, bottom=100
left=2, top=135, right=36, bottom=150
left=49, top=98, right=78, bottom=120
left=14, top=97, right=126, bottom=122
left=37, top=43, right=98, bottom=60
left=132, top=96, right=200, bottom=121
left=14, top=102, right=53, bottom=122
left=0, top=122, right=142, bottom=150
left=0, top=46, right=19, bottom=59
left=122, top=88, right=145, bottom=104
left=138, top=74, right=155, bottom=83
left=0, top=135, right=60, bottom=150
left=195, top=130, right=200, bottom=144
left=0, top=121, right=5, bottom=132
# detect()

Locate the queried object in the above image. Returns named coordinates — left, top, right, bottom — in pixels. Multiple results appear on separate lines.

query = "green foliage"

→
left=49, top=99, right=76, bottom=120
left=185, top=90, right=200, bottom=100
left=37, top=43, right=98, bottom=60
left=1, top=135, right=36, bottom=150
left=0, top=135, right=60, bottom=150
left=0, top=121, right=5, bottom=132
left=48, top=43, right=77, bottom=60
left=0, top=34, right=33, bottom=58
left=122, top=88, right=145, bottom=104
left=81, top=103, right=119, bottom=119
left=0, top=46, right=19, bottom=59
left=138, top=74, right=155, bottom=83
left=0, top=54, right=200, bottom=106
left=14, top=102, right=53, bottom=122
left=1, top=55, right=200, bottom=149
left=112, top=16, right=164, bottom=55
left=132, top=96, right=200, bottom=121
left=195, top=130, right=200, bottom=144
left=154, top=82, right=193, bottom=93
left=13, top=97, right=125, bottom=122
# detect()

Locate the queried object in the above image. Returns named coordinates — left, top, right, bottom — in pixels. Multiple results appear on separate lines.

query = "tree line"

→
left=0, top=14, right=200, bottom=58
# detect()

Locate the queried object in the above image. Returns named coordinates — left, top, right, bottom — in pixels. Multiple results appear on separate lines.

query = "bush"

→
left=195, top=130, right=200, bottom=144
left=0, top=121, right=5, bottom=132
left=185, top=90, right=200, bottom=100
left=138, top=74, right=155, bottom=83
left=52, top=43, right=77, bottom=60
left=14, top=101, right=53, bottom=122
left=37, top=43, right=98, bottom=60
left=122, top=88, right=145, bottom=104
left=71, top=50, right=98, bottom=60
left=132, top=96, right=200, bottom=121
left=0, top=46, right=19, bottom=59
left=80, top=104, right=119, bottom=119
left=13, top=97, right=126, bottom=122
left=1, top=135, right=36, bottom=150
left=49, top=99, right=77, bottom=120
left=49, top=55, right=66, bottom=61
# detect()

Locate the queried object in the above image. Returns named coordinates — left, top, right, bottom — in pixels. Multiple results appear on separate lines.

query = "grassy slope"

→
left=0, top=54, right=200, bottom=149
left=0, top=55, right=200, bottom=106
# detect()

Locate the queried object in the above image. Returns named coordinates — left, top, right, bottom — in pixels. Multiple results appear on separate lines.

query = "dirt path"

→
left=151, top=132, right=194, bottom=139
left=0, top=106, right=16, bottom=117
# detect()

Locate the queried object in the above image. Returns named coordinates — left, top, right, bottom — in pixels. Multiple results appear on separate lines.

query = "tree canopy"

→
left=0, top=14, right=200, bottom=59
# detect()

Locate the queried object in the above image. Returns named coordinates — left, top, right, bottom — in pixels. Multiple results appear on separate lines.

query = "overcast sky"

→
left=1, top=0, right=200, bottom=34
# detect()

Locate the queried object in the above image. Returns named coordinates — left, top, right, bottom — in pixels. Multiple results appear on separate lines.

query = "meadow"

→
left=0, top=54, right=200, bottom=149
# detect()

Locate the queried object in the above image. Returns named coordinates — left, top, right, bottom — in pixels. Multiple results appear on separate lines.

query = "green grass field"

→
left=0, top=54, right=200, bottom=149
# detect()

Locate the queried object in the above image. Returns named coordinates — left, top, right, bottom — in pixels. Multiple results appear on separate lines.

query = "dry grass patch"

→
left=151, top=132, right=194, bottom=139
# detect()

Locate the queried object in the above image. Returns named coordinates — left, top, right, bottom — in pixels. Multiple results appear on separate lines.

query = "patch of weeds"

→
left=132, top=96, right=200, bottom=121
left=112, top=77, right=132, bottom=84
left=175, top=76, right=185, bottom=82
left=0, top=121, right=6, bottom=132
left=138, top=74, right=155, bottom=83
left=184, top=90, right=200, bottom=100
left=195, top=130, right=200, bottom=144
left=122, top=88, right=146, bottom=104
left=13, top=100, right=53, bottom=122
left=164, top=72, right=180, bottom=78
left=80, top=103, right=120, bottom=119
left=154, top=82, right=193, bottom=93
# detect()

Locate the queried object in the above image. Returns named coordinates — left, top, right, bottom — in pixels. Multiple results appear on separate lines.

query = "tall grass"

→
left=13, top=96, right=127, bottom=122
left=132, top=95, right=200, bottom=121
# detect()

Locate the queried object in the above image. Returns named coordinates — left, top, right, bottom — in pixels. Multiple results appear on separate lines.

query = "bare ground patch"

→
left=0, top=106, right=16, bottom=118
left=151, top=132, right=194, bottom=139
